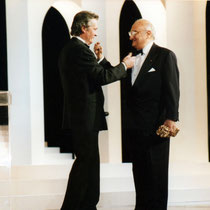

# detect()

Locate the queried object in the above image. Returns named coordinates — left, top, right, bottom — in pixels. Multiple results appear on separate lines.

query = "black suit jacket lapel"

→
left=126, top=69, right=132, bottom=88
left=133, top=43, right=158, bottom=86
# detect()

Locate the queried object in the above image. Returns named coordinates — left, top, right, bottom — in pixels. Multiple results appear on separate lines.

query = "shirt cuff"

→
left=121, top=62, right=127, bottom=71
left=98, top=56, right=105, bottom=63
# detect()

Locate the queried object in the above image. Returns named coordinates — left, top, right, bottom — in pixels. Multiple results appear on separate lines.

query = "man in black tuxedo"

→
left=58, top=11, right=135, bottom=210
left=125, top=19, right=180, bottom=210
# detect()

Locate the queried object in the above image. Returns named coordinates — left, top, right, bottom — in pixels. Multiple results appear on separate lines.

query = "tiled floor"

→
left=97, top=207, right=210, bottom=210
left=169, top=207, right=210, bottom=210
left=49, top=207, right=210, bottom=210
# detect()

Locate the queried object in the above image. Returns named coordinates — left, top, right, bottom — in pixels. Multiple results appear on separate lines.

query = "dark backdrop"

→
left=120, top=0, right=142, bottom=162
left=42, top=7, right=73, bottom=153
left=206, top=2, right=210, bottom=161
left=0, top=0, right=8, bottom=125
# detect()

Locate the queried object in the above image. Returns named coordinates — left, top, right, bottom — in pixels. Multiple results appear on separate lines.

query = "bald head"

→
left=129, top=19, right=155, bottom=50
left=134, top=19, right=155, bottom=39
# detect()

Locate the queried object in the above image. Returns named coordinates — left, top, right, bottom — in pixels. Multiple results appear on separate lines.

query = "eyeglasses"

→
left=128, top=30, right=147, bottom=37
left=128, top=31, right=140, bottom=37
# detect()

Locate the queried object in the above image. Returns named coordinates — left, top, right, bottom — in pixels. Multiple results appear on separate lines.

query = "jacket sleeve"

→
left=75, top=46, right=127, bottom=86
left=162, top=51, right=180, bottom=121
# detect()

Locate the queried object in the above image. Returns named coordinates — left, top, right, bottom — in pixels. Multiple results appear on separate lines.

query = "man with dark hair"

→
left=70, top=11, right=99, bottom=36
left=58, top=11, right=135, bottom=210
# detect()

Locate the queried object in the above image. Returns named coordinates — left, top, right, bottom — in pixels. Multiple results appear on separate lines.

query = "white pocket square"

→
left=148, top=68, right=156, bottom=73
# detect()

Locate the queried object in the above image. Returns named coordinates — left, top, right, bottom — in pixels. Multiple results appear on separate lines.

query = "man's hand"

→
left=122, top=52, right=136, bottom=69
left=94, top=42, right=103, bottom=61
left=164, top=119, right=177, bottom=134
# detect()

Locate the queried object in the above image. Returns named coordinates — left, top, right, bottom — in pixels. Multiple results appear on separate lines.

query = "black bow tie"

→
left=133, top=49, right=143, bottom=56
left=137, top=49, right=143, bottom=55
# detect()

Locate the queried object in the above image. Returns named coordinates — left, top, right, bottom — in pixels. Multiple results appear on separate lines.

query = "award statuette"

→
left=156, top=125, right=179, bottom=138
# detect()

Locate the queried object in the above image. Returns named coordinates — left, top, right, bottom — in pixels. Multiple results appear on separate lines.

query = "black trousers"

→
left=129, top=131, right=170, bottom=210
left=61, top=131, right=99, bottom=210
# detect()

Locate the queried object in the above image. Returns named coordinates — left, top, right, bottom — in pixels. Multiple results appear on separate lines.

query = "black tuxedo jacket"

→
left=126, top=43, right=180, bottom=134
left=58, top=37, right=126, bottom=131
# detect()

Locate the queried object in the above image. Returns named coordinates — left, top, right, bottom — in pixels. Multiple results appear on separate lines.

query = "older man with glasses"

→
left=125, top=19, right=180, bottom=210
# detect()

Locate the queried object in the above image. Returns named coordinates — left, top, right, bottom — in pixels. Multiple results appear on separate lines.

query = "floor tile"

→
left=98, top=207, right=210, bottom=210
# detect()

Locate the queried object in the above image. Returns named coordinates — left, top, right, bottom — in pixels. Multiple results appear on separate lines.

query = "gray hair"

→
left=145, top=21, right=156, bottom=39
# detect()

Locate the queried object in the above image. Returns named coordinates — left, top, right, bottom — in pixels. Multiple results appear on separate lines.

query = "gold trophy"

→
left=156, top=125, right=179, bottom=138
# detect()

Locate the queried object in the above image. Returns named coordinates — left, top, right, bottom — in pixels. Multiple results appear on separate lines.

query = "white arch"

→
left=134, top=0, right=167, bottom=47
left=52, top=1, right=81, bottom=31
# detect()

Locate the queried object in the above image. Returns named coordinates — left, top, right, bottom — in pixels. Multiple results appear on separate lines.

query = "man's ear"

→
left=81, top=26, right=86, bottom=33
left=146, top=30, right=152, bottom=37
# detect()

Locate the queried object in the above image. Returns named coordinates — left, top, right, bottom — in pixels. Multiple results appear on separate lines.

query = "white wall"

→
left=166, top=0, right=208, bottom=163
left=6, top=0, right=81, bottom=165
left=53, top=0, right=81, bottom=30
left=6, top=0, right=209, bottom=165
left=134, top=0, right=167, bottom=47
left=6, top=0, right=32, bottom=165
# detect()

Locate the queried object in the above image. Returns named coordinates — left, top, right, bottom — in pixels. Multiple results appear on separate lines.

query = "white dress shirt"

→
left=132, top=41, right=154, bottom=85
